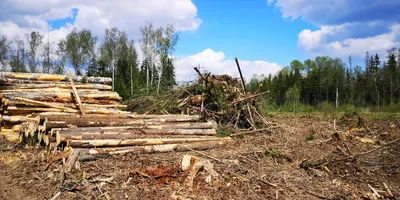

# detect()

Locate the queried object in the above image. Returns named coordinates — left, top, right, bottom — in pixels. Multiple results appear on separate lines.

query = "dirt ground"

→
left=0, top=114, right=399, bottom=200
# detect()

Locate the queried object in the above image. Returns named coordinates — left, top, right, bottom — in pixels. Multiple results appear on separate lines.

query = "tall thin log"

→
left=67, top=137, right=231, bottom=148
left=81, top=141, right=229, bottom=155
left=14, top=97, right=77, bottom=112
left=67, top=71, right=85, bottom=115
left=0, top=72, right=112, bottom=84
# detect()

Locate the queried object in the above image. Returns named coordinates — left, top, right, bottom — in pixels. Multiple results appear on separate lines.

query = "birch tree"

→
left=26, top=31, right=43, bottom=73
left=100, top=27, right=126, bottom=91
left=0, top=35, right=9, bottom=70
left=61, top=29, right=96, bottom=75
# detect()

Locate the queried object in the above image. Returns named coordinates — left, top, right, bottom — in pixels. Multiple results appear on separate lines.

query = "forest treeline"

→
left=247, top=49, right=400, bottom=112
left=0, top=23, right=178, bottom=100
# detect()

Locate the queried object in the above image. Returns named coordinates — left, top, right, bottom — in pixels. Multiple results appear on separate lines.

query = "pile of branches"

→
left=128, top=67, right=269, bottom=130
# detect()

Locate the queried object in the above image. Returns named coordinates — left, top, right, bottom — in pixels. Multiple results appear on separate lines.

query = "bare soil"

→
left=0, top=114, right=399, bottom=200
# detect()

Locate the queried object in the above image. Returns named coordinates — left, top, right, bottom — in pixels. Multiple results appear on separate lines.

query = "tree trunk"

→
left=80, top=141, right=229, bottom=155
left=47, top=121, right=215, bottom=132
left=1, top=91, right=121, bottom=101
left=0, top=72, right=112, bottom=84
left=67, top=137, right=231, bottom=148
left=57, top=131, right=216, bottom=144
left=335, top=86, right=338, bottom=109
left=0, top=82, right=112, bottom=90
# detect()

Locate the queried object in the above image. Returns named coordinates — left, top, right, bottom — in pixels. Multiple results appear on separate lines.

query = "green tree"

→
left=61, top=29, right=97, bottom=75
left=100, top=27, right=127, bottom=90
left=156, top=24, right=179, bottom=94
left=54, top=40, right=67, bottom=75
left=0, top=35, right=9, bottom=70
left=42, top=37, right=52, bottom=73
left=26, top=31, right=43, bottom=73
left=285, top=85, right=300, bottom=112
left=9, top=36, right=27, bottom=72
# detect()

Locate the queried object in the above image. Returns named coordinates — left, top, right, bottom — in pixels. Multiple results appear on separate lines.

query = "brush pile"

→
left=128, top=67, right=269, bottom=130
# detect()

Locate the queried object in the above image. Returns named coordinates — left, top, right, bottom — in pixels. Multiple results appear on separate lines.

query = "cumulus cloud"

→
left=269, top=0, right=400, bottom=58
left=0, top=0, right=201, bottom=44
left=174, top=49, right=281, bottom=84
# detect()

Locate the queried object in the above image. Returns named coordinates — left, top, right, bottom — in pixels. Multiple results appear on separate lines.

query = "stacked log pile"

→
left=13, top=112, right=230, bottom=159
left=0, top=72, right=230, bottom=157
left=0, top=72, right=126, bottom=142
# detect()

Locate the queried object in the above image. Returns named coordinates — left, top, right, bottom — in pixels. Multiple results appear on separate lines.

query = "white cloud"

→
left=298, top=24, right=400, bottom=57
left=269, top=0, right=400, bottom=58
left=0, top=0, right=201, bottom=48
left=174, top=49, right=281, bottom=83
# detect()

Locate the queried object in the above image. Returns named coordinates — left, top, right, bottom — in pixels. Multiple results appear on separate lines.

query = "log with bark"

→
left=0, top=82, right=111, bottom=90
left=46, top=121, right=216, bottom=133
left=55, top=128, right=217, bottom=144
left=0, top=72, right=112, bottom=84
left=1, top=90, right=121, bottom=101
left=80, top=140, right=229, bottom=155
left=67, top=137, right=231, bottom=148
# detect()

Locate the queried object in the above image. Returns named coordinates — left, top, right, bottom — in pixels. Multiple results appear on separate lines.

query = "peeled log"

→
left=67, top=137, right=231, bottom=148
left=0, top=83, right=111, bottom=90
left=56, top=129, right=217, bottom=142
left=39, top=113, right=200, bottom=121
left=81, top=140, right=229, bottom=155
left=57, top=132, right=215, bottom=144
left=14, top=97, right=77, bottom=112
left=39, top=114, right=202, bottom=127
left=1, top=115, right=40, bottom=124
left=128, top=114, right=200, bottom=120
left=47, top=121, right=216, bottom=132
left=1, top=90, right=121, bottom=101
left=0, top=72, right=112, bottom=84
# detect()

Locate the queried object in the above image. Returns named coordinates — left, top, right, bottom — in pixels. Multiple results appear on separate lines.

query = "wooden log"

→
left=14, top=97, right=77, bottom=112
left=0, top=72, right=112, bottom=84
left=128, top=114, right=200, bottom=120
left=7, top=106, right=73, bottom=114
left=1, top=91, right=121, bottom=101
left=39, top=113, right=200, bottom=121
left=0, top=83, right=111, bottom=90
left=39, top=113, right=202, bottom=127
left=56, top=128, right=216, bottom=142
left=67, top=71, right=85, bottom=115
left=48, top=121, right=216, bottom=132
left=1, top=115, right=40, bottom=123
left=81, top=140, right=229, bottom=155
left=57, top=132, right=215, bottom=144
left=42, top=119, right=199, bottom=128
left=67, top=137, right=231, bottom=148
left=66, top=148, right=81, bottom=172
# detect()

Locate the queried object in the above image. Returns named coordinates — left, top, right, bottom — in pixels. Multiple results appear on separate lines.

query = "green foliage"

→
left=305, top=134, right=315, bottom=141
left=26, top=31, right=43, bottom=73
left=216, top=126, right=234, bottom=137
left=259, top=148, right=293, bottom=163
left=319, top=101, right=335, bottom=114
left=62, top=28, right=97, bottom=75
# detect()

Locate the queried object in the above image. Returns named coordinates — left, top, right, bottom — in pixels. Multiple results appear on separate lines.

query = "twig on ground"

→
left=305, top=190, right=328, bottom=199
left=322, top=138, right=400, bottom=166
left=182, top=145, right=222, bottom=163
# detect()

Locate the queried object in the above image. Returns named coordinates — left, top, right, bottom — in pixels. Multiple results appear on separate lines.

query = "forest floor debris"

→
left=0, top=114, right=399, bottom=199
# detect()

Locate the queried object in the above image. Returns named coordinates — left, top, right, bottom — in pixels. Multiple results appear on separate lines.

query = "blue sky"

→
left=0, top=0, right=399, bottom=81
left=176, top=0, right=318, bottom=66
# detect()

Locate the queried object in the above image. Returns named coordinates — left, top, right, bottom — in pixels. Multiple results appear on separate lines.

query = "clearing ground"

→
left=0, top=114, right=399, bottom=200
